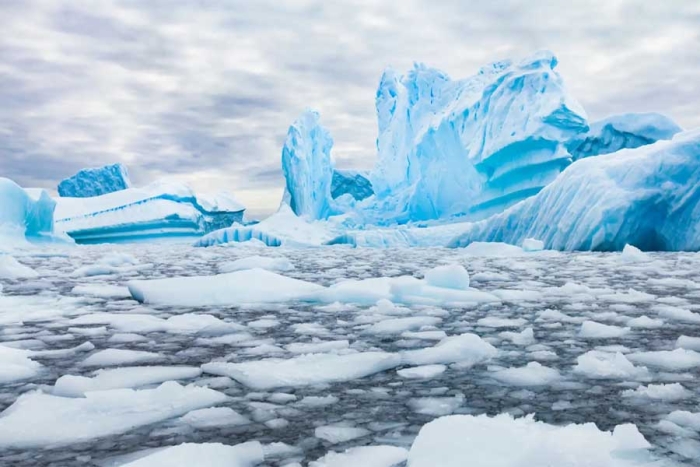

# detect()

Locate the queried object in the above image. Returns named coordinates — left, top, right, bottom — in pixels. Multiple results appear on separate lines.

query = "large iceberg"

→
left=55, top=180, right=244, bottom=244
left=58, top=163, right=132, bottom=198
left=281, top=110, right=335, bottom=220
left=0, top=177, right=62, bottom=246
left=449, top=129, right=700, bottom=251
left=566, top=112, right=682, bottom=160
left=367, top=50, right=588, bottom=223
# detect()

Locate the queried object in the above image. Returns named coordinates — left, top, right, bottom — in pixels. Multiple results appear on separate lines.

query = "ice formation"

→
left=0, top=177, right=60, bottom=246
left=281, top=110, right=335, bottom=220
left=450, top=129, right=700, bottom=251
left=58, top=163, right=132, bottom=198
left=368, top=50, right=588, bottom=223
left=331, top=170, right=374, bottom=201
left=55, top=180, right=244, bottom=243
left=566, top=112, right=682, bottom=160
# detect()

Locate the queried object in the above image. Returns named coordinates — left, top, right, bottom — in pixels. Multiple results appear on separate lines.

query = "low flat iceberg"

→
left=450, top=129, right=700, bottom=251
left=119, top=442, right=263, bottom=467
left=407, top=413, right=652, bottom=467
left=55, top=179, right=245, bottom=244
left=57, top=163, right=132, bottom=198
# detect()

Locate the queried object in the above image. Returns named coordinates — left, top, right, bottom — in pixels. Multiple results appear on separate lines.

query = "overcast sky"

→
left=1, top=1, right=699, bottom=216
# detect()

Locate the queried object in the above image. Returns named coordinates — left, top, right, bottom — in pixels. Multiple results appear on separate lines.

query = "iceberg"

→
left=566, top=112, right=682, bottom=160
left=58, top=163, right=132, bottom=198
left=0, top=177, right=62, bottom=246
left=449, top=129, right=700, bottom=251
left=368, top=50, right=588, bottom=223
left=331, top=169, right=374, bottom=201
left=281, top=110, right=335, bottom=220
left=55, top=180, right=244, bottom=244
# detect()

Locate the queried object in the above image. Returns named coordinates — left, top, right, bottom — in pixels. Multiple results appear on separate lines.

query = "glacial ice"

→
left=406, top=414, right=652, bottom=467
left=58, top=163, right=132, bottom=198
left=55, top=179, right=244, bottom=244
left=450, top=129, right=700, bottom=251
left=331, top=170, right=374, bottom=201
left=566, top=112, right=682, bottom=160
left=281, top=110, right=335, bottom=220
left=0, top=177, right=60, bottom=246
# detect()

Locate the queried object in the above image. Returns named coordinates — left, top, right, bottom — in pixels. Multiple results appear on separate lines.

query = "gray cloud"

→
left=0, top=0, right=698, bottom=216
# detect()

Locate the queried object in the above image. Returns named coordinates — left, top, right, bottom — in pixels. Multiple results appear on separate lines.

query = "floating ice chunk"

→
left=522, top=238, right=544, bottom=252
left=397, top=364, right=447, bottom=379
left=297, top=395, right=339, bottom=407
left=621, top=244, right=650, bottom=263
left=676, top=335, right=700, bottom=351
left=462, top=242, right=525, bottom=257
left=0, top=382, right=227, bottom=448
left=573, top=351, right=649, bottom=380
left=128, top=268, right=324, bottom=306
left=310, top=445, right=408, bottom=467
left=315, top=425, right=371, bottom=444
left=477, top=317, right=527, bottom=328
left=179, top=407, right=250, bottom=428
left=53, top=366, right=201, bottom=397
left=108, top=333, right=148, bottom=343
left=627, top=348, right=700, bottom=371
left=0, top=345, right=42, bottom=384
left=401, top=330, right=447, bottom=341
left=402, top=333, right=497, bottom=366
left=71, top=284, right=132, bottom=299
left=285, top=340, right=350, bottom=354
left=366, top=316, right=442, bottom=335
left=490, top=362, right=561, bottom=387
left=499, top=328, right=535, bottom=346
left=626, top=316, right=664, bottom=329
left=664, top=411, right=700, bottom=432
left=219, top=256, right=295, bottom=273
left=407, top=413, right=651, bottom=467
left=202, top=351, right=402, bottom=390
left=622, top=383, right=692, bottom=401
left=119, top=441, right=264, bottom=467
left=654, top=305, right=700, bottom=323
left=579, top=321, right=630, bottom=339
left=248, top=318, right=280, bottom=329
left=409, top=394, right=465, bottom=416
left=0, top=256, right=39, bottom=280
left=423, top=264, right=469, bottom=289
left=81, top=348, right=162, bottom=367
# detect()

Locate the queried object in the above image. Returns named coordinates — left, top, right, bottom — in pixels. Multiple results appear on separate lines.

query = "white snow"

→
left=573, top=351, right=650, bottom=380
left=81, top=348, right=162, bottom=367
left=622, top=383, right=692, bottom=401
left=119, top=441, right=263, bottom=467
left=53, top=366, right=202, bottom=396
left=407, top=413, right=651, bottom=467
left=310, top=446, right=408, bottom=467
left=627, top=348, right=700, bottom=371
left=397, top=364, right=446, bottom=379
left=423, top=264, right=469, bottom=289
left=579, top=321, right=630, bottom=339
left=0, top=382, right=227, bottom=448
left=490, top=362, right=561, bottom=387
left=402, top=333, right=498, bottom=366
left=179, top=407, right=250, bottom=428
left=0, top=345, right=42, bottom=384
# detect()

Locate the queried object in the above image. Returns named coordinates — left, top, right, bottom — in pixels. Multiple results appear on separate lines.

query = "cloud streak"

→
left=0, top=0, right=698, bottom=216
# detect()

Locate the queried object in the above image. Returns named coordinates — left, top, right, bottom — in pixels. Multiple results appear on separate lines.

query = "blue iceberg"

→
left=0, top=177, right=62, bottom=246
left=449, top=129, right=700, bottom=251
left=55, top=180, right=245, bottom=244
left=58, top=163, right=132, bottom=198
left=282, top=110, right=335, bottom=220
left=566, top=112, right=682, bottom=160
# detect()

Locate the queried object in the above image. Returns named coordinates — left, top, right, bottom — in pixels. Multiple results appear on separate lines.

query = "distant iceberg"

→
left=55, top=180, right=245, bottom=244
left=449, top=129, right=700, bottom=251
left=58, top=163, right=132, bottom=198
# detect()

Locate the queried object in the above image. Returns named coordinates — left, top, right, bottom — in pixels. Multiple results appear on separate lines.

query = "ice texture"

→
left=407, top=413, right=651, bottom=467
left=0, top=177, right=59, bottom=245
left=331, top=170, right=374, bottom=201
left=55, top=179, right=244, bottom=244
left=449, top=129, right=700, bottom=251
left=119, top=442, right=263, bottom=467
left=566, top=112, right=682, bottom=160
left=57, top=163, right=132, bottom=198
left=368, top=50, right=587, bottom=223
left=281, top=110, right=335, bottom=220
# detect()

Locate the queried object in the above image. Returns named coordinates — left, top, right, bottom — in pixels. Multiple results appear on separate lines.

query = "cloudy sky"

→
left=1, top=0, right=699, bottom=216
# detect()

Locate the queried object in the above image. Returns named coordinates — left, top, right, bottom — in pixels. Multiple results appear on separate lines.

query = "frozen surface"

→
left=281, top=110, right=335, bottom=220
left=0, top=177, right=60, bottom=246
left=55, top=180, right=244, bottom=244
left=567, top=112, right=682, bottom=160
left=57, top=163, right=132, bottom=198
left=450, top=129, right=700, bottom=251
left=407, top=413, right=653, bottom=467
left=118, top=441, right=263, bottom=467
left=1, top=244, right=699, bottom=465
left=331, top=170, right=374, bottom=202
